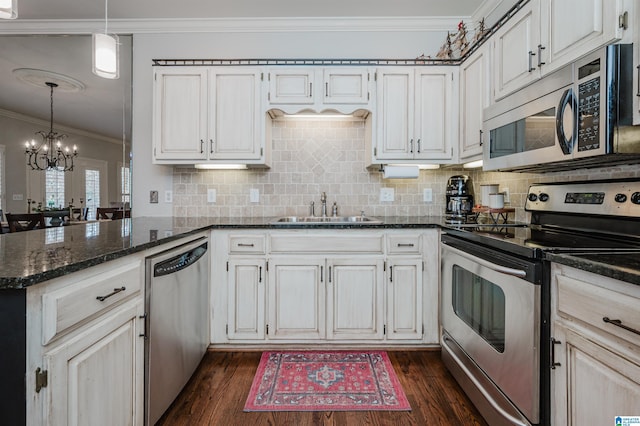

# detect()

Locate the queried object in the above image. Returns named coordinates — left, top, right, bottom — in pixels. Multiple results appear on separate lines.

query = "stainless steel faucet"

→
left=320, top=192, right=327, bottom=217
left=332, top=201, right=338, bottom=217
left=309, top=201, right=315, bottom=217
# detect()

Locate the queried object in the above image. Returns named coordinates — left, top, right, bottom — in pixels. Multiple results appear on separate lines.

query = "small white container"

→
left=481, top=184, right=499, bottom=206
left=489, top=193, right=505, bottom=209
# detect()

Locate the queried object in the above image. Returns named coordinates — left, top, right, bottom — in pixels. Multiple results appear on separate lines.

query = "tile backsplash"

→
left=173, top=118, right=640, bottom=222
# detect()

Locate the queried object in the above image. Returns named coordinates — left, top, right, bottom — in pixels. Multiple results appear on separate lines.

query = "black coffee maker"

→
left=445, top=175, right=474, bottom=224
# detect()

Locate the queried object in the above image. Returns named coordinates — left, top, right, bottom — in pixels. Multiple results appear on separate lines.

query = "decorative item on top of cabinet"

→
left=266, top=67, right=373, bottom=114
left=492, top=0, right=627, bottom=101
left=370, top=67, right=458, bottom=165
left=550, top=263, right=640, bottom=426
left=152, top=66, right=269, bottom=166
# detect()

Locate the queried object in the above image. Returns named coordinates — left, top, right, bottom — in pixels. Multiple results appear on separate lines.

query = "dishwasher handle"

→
left=154, top=242, right=208, bottom=278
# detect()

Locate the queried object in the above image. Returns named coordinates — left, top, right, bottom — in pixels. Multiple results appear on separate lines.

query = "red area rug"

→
left=244, top=351, right=411, bottom=411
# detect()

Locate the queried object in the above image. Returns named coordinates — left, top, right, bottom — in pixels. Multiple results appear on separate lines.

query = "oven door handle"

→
left=443, top=243, right=528, bottom=278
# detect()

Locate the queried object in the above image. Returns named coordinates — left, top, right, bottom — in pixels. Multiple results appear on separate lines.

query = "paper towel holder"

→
left=380, top=164, right=420, bottom=179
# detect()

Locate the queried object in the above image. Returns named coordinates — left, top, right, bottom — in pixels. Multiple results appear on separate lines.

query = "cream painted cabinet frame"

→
left=459, top=43, right=491, bottom=161
left=385, top=257, right=423, bottom=340
left=43, top=299, right=144, bottom=426
left=266, top=67, right=373, bottom=113
left=550, top=263, right=640, bottom=426
left=153, top=66, right=267, bottom=166
left=227, top=258, right=266, bottom=340
left=492, top=0, right=627, bottom=101
left=373, top=67, right=458, bottom=164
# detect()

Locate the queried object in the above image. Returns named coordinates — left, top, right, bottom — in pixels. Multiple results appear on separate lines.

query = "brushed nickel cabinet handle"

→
left=528, top=50, right=536, bottom=72
left=397, top=243, right=415, bottom=247
left=479, top=129, right=483, bottom=146
left=417, top=139, right=421, bottom=153
left=97, top=286, right=126, bottom=302
left=409, top=139, right=414, bottom=153
left=200, top=139, right=204, bottom=154
left=237, top=243, right=255, bottom=247
left=537, top=44, right=546, bottom=67
left=550, top=337, right=562, bottom=369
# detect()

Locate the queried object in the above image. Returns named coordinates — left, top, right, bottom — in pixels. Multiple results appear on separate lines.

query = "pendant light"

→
left=92, top=0, right=119, bottom=79
left=0, top=0, right=17, bottom=19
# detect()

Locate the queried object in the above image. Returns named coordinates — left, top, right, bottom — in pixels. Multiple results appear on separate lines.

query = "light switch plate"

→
left=503, top=187, right=510, bottom=203
left=250, top=188, right=260, bottom=203
left=207, top=189, right=217, bottom=203
left=380, top=188, right=394, bottom=202
left=164, top=190, right=173, bottom=203
left=423, top=188, right=433, bottom=203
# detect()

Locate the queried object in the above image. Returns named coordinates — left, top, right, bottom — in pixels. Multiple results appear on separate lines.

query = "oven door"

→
left=441, top=240, right=540, bottom=425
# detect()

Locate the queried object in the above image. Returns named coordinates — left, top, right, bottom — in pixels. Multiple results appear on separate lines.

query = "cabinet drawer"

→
left=270, top=234, right=384, bottom=253
left=387, top=235, right=421, bottom=254
left=229, top=235, right=266, bottom=254
left=557, top=274, right=640, bottom=345
left=42, top=260, right=143, bottom=345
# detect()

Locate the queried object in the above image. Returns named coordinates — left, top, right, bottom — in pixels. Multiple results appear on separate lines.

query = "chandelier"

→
left=25, top=82, right=77, bottom=171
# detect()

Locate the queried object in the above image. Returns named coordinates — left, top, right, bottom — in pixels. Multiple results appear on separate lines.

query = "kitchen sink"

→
left=270, top=216, right=383, bottom=225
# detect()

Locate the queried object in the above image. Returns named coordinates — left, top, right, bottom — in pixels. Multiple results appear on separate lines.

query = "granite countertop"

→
left=0, top=215, right=446, bottom=290
left=545, top=252, right=640, bottom=285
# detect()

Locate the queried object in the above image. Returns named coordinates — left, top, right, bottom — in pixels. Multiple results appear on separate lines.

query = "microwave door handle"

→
left=555, top=88, right=576, bottom=155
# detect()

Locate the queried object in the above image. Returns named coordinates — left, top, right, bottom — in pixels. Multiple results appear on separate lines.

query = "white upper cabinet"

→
left=492, top=0, right=627, bottom=100
left=374, top=67, right=457, bottom=163
left=266, top=67, right=373, bottom=113
left=153, top=66, right=267, bottom=165
left=459, top=44, right=490, bottom=161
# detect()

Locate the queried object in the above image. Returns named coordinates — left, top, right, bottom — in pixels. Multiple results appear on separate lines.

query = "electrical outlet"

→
left=503, top=187, right=510, bottom=203
left=250, top=188, right=260, bottom=203
left=423, top=188, right=433, bottom=203
left=150, top=190, right=158, bottom=204
left=164, top=190, right=173, bottom=203
left=207, top=189, right=217, bottom=203
left=380, top=188, right=394, bottom=202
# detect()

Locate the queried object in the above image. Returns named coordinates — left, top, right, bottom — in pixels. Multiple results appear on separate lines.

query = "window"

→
left=45, top=167, right=65, bottom=209
left=0, top=145, right=4, bottom=213
left=85, top=169, right=100, bottom=220
left=119, top=163, right=131, bottom=205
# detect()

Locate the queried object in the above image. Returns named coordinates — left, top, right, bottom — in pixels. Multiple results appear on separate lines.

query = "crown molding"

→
left=0, top=16, right=468, bottom=35
left=0, top=108, right=123, bottom=145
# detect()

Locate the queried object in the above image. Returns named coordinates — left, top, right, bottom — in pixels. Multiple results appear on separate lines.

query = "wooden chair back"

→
left=71, top=208, right=89, bottom=221
left=96, top=207, right=119, bottom=220
left=6, top=213, right=46, bottom=232
left=111, top=209, right=131, bottom=220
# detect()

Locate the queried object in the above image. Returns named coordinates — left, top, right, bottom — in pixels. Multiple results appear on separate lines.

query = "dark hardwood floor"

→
left=158, top=350, right=488, bottom=426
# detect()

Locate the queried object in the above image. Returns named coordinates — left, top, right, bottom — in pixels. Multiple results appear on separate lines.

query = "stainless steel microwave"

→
left=483, top=44, right=640, bottom=172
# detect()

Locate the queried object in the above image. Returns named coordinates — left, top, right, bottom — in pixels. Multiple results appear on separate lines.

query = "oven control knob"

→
left=614, top=193, right=627, bottom=203
left=538, top=193, right=550, bottom=202
left=528, top=193, right=538, bottom=202
left=631, top=192, right=640, bottom=205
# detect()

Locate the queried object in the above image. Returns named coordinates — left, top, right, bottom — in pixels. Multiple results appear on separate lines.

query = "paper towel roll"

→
left=383, top=165, right=420, bottom=179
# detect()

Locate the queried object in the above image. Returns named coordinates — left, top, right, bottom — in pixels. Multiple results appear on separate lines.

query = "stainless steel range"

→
left=440, top=179, right=640, bottom=426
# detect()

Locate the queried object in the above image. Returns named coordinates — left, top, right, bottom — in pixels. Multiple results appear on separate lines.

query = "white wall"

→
left=131, top=26, right=455, bottom=216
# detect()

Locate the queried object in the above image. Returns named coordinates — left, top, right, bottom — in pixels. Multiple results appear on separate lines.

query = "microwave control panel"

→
left=577, top=76, right=601, bottom=151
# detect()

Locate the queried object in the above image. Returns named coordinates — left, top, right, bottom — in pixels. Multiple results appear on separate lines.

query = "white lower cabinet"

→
left=386, top=258, right=422, bottom=340
left=267, top=256, right=326, bottom=340
left=227, top=258, right=266, bottom=340
left=44, top=299, right=144, bottom=426
left=327, top=257, right=384, bottom=340
left=213, top=229, right=438, bottom=346
left=551, top=264, right=640, bottom=425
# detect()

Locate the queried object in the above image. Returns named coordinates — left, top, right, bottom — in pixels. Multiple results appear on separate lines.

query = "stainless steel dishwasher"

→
left=145, top=237, right=209, bottom=425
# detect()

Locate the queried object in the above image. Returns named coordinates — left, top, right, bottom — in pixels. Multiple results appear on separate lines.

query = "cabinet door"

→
left=386, top=258, right=423, bottom=340
left=153, top=67, right=208, bottom=160
left=323, top=68, right=370, bottom=105
left=552, top=323, right=640, bottom=426
left=227, top=258, right=266, bottom=340
left=414, top=68, right=456, bottom=160
left=44, top=300, right=144, bottom=426
left=375, top=68, right=414, bottom=160
left=492, top=0, right=541, bottom=100
left=326, top=257, right=384, bottom=340
left=268, top=257, right=325, bottom=339
left=460, top=45, right=490, bottom=160
left=541, top=0, right=623, bottom=75
left=209, top=68, right=263, bottom=161
left=268, top=68, right=315, bottom=105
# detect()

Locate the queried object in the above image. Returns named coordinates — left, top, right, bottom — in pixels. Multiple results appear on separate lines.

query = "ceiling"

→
left=16, top=0, right=483, bottom=19
left=0, top=0, right=485, bottom=142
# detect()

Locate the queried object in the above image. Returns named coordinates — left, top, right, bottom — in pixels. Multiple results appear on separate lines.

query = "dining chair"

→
left=111, top=209, right=131, bottom=220
left=6, top=213, right=46, bottom=232
left=71, top=207, right=89, bottom=221
left=96, top=207, right=119, bottom=220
